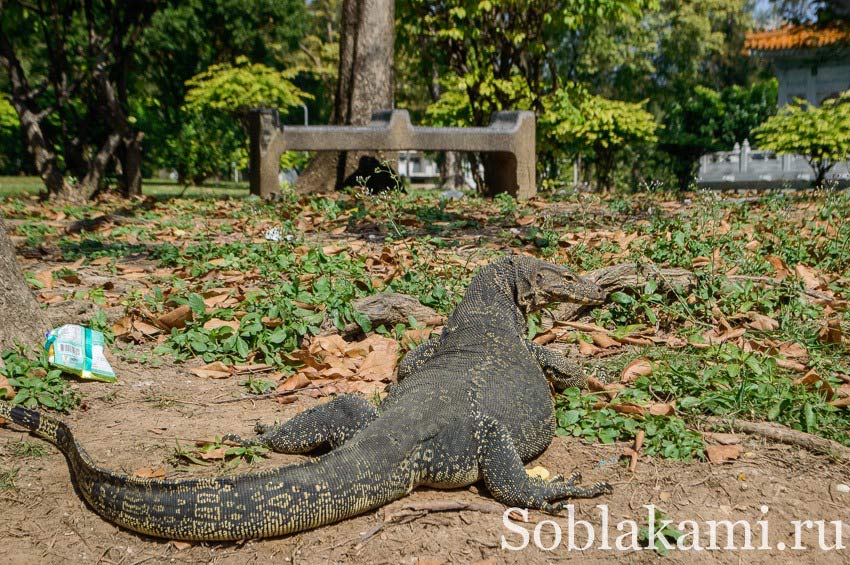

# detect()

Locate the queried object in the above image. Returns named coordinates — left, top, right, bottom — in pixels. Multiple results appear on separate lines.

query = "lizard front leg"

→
left=223, top=394, right=378, bottom=453
left=526, top=341, right=590, bottom=391
left=476, top=416, right=612, bottom=511
left=397, top=337, right=439, bottom=383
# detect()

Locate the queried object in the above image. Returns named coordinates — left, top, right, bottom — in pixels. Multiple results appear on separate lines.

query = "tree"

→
left=134, top=0, right=310, bottom=181
left=0, top=1, right=161, bottom=201
left=171, top=58, right=309, bottom=185
left=0, top=219, right=49, bottom=352
left=296, top=0, right=395, bottom=194
left=573, top=0, right=767, bottom=189
left=540, top=87, right=658, bottom=191
left=753, top=92, right=850, bottom=186
left=398, top=0, right=654, bottom=190
left=0, top=94, right=31, bottom=175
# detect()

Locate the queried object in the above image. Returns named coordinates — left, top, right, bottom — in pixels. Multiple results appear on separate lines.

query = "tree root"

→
left=705, top=416, right=850, bottom=462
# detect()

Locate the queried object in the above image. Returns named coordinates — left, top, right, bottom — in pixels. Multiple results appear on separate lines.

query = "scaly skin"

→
left=0, top=256, right=609, bottom=541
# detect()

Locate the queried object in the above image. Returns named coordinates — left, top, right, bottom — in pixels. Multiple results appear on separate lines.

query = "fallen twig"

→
left=212, top=385, right=324, bottom=404
left=705, top=416, right=850, bottom=462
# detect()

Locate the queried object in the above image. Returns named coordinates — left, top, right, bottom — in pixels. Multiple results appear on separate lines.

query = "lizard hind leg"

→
left=223, top=394, right=378, bottom=454
left=476, top=417, right=612, bottom=511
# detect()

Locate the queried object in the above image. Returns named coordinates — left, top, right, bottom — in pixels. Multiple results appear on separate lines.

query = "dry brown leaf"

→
left=744, top=239, right=760, bottom=251
left=533, top=331, right=556, bottom=345
left=819, top=318, right=844, bottom=345
left=766, top=255, right=791, bottom=279
left=559, top=321, right=609, bottom=333
left=692, top=256, right=710, bottom=268
left=190, top=361, right=232, bottom=379
left=35, top=269, right=54, bottom=290
left=111, top=316, right=133, bottom=337
left=610, top=402, right=646, bottom=416
left=779, top=341, right=809, bottom=360
left=0, top=373, right=15, bottom=399
left=516, top=215, right=536, bottom=225
left=357, top=350, right=398, bottom=382
left=402, top=328, right=435, bottom=349
left=586, top=376, right=606, bottom=392
left=202, top=318, right=240, bottom=332
left=618, top=336, right=654, bottom=346
left=281, top=373, right=312, bottom=391
left=746, top=313, right=780, bottom=332
left=199, top=447, right=229, bottom=460
left=591, top=332, right=619, bottom=348
left=649, top=403, right=675, bottom=416
left=578, top=340, right=601, bottom=356
left=666, top=335, right=688, bottom=348
left=133, top=466, right=166, bottom=479
left=703, top=432, right=740, bottom=445
left=133, top=320, right=161, bottom=336
left=775, top=358, right=808, bottom=372
left=311, top=335, right=349, bottom=357
left=158, top=305, right=192, bottom=329
left=276, top=395, right=299, bottom=405
left=794, top=263, right=823, bottom=290
left=706, top=444, right=743, bottom=464
left=793, top=370, right=834, bottom=400
left=621, top=358, right=653, bottom=383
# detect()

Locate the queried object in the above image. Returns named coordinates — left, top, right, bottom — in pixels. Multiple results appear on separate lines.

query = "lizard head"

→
left=513, top=257, right=606, bottom=312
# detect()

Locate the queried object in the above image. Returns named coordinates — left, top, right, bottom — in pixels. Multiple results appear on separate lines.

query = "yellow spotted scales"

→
left=0, top=256, right=612, bottom=541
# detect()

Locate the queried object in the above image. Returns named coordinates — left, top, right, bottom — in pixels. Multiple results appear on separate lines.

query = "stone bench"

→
left=248, top=108, right=536, bottom=198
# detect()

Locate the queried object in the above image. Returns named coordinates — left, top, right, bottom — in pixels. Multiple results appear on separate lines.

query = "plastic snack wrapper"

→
left=45, top=324, right=116, bottom=382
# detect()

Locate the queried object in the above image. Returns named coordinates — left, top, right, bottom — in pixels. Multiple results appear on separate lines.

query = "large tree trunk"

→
left=296, top=0, right=395, bottom=195
left=0, top=219, right=50, bottom=353
left=119, top=134, right=144, bottom=197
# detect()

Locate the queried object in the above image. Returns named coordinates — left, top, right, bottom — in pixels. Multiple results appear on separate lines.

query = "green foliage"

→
left=240, top=375, right=277, bottom=395
left=718, top=79, right=779, bottom=147
left=0, top=95, right=30, bottom=176
left=659, top=85, right=726, bottom=189
left=171, top=437, right=269, bottom=471
left=0, top=348, right=81, bottom=413
left=0, top=97, right=17, bottom=130
left=0, top=467, right=18, bottom=490
left=555, top=388, right=706, bottom=461
left=753, top=91, right=850, bottom=186
left=541, top=86, right=658, bottom=190
left=399, top=0, right=657, bottom=190
left=183, top=57, right=308, bottom=116
left=166, top=57, right=310, bottom=186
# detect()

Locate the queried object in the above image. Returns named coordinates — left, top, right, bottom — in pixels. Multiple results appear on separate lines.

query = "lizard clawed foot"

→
left=539, top=480, right=613, bottom=513
left=222, top=433, right=251, bottom=446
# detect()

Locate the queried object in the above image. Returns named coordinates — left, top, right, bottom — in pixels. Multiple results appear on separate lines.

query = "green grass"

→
left=0, top=176, right=251, bottom=200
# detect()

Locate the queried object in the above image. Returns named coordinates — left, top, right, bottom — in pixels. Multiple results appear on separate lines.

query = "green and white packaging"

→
left=45, top=324, right=116, bottom=382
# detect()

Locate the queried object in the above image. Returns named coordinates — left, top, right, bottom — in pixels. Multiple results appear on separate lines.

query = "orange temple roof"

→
left=745, top=23, right=850, bottom=52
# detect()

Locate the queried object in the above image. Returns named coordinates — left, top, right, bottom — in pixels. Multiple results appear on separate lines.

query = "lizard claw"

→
left=540, top=480, right=613, bottom=512
left=222, top=433, right=250, bottom=446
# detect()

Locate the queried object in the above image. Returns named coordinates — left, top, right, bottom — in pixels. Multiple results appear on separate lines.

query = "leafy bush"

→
left=753, top=91, right=850, bottom=186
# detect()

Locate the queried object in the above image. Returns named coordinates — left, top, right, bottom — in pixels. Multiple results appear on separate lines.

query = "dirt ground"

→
left=1, top=193, right=850, bottom=564
left=2, top=342, right=849, bottom=564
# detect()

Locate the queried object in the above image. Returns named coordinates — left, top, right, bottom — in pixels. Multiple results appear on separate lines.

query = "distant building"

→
left=698, top=23, right=850, bottom=187
left=745, top=23, right=850, bottom=106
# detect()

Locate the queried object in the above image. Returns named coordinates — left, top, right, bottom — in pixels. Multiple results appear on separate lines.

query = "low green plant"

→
left=555, top=387, right=705, bottom=462
left=0, top=466, right=18, bottom=490
left=240, top=375, right=277, bottom=395
left=6, top=440, right=46, bottom=458
left=1, top=348, right=81, bottom=412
